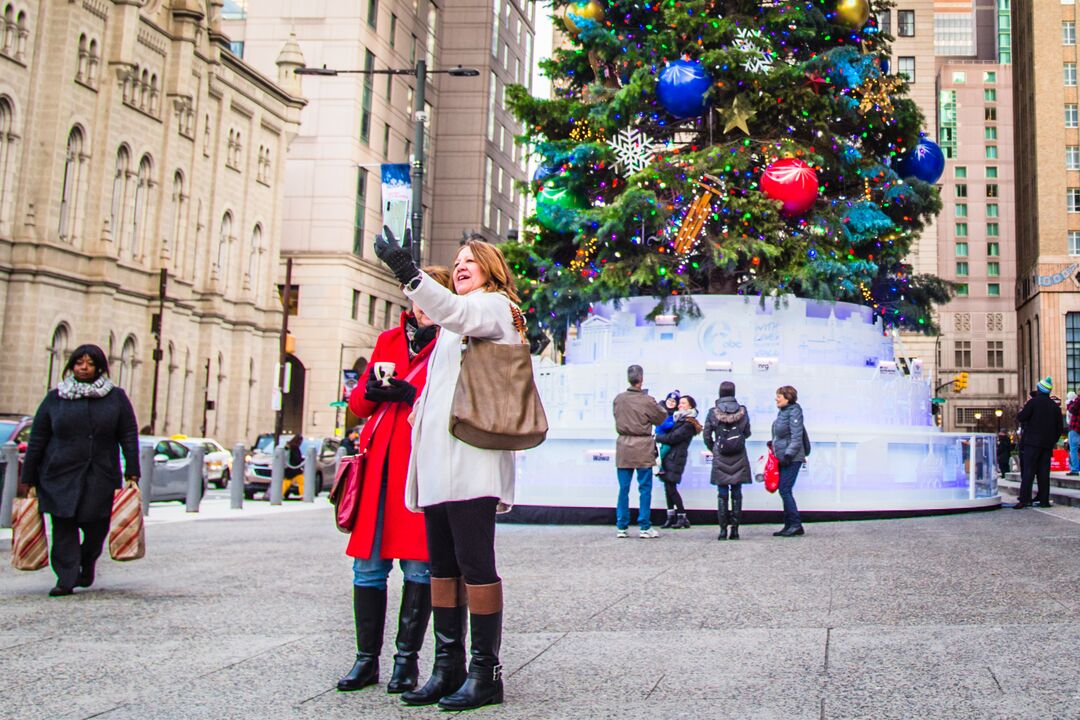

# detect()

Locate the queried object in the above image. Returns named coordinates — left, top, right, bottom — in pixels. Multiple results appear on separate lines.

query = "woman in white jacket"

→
left=375, top=228, right=518, bottom=711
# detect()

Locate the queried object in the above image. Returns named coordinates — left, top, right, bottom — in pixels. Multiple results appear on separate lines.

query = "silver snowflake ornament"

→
left=607, top=127, right=659, bottom=177
left=734, top=27, right=773, bottom=74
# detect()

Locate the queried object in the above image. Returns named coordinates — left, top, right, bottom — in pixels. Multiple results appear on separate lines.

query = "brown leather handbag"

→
left=451, top=305, right=548, bottom=451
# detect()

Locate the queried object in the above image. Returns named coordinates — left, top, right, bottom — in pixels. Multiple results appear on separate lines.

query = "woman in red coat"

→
left=337, top=267, right=451, bottom=695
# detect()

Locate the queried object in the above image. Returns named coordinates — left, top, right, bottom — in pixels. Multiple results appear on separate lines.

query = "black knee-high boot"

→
left=717, top=493, right=729, bottom=540
left=387, top=581, right=432, bottom=693
left=438, top=581, right=504, bottom=710
left=337, top=586, right=387, bottom=691
left=401, top=578, right=467, bottom=706
left=729, top=490, right=742, bottom=540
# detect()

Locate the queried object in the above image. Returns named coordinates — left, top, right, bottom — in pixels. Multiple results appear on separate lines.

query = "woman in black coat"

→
left=655, top=396, right=701, bottom=530
left=22, top=344, right=140, bottom=596
left=702, top=381, right=751, bottom=541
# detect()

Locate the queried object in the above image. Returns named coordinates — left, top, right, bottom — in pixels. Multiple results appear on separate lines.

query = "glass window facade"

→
left=1068, top=314, right=1080, bottom=389
left=1070, top=230, right=1080, bottom=255
left=898, top=10, right=915, bottom=36
left=898, top=56, right=916, bottom=83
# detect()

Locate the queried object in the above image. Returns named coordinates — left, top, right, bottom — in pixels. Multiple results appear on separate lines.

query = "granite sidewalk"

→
left=3, top=503, right=1080, bottom=719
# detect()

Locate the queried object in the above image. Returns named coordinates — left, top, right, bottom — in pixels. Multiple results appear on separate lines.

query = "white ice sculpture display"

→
left=515, top=295, right=999, bottom=516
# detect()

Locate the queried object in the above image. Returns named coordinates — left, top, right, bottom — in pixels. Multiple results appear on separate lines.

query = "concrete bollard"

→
left=303, top=443, right=317, bottom=503
left=186, top=445, right=205, bottom=512
left=230, top=443, right=245, bottom=509
left=270, top=446, right=285, bottom=505
left=139, top=443, right=156, bottom=517
left=0, top=441, right=19, bottom=529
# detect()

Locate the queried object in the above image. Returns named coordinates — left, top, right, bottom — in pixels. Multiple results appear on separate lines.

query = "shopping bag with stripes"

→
left=11, top=488, right=48, bottom=571
left=109, top=481, right=145, bottom=562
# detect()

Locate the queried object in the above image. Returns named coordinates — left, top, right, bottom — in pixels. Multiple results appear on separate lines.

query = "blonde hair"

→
left=423, top=265, right=453, bottom=290
left=457, top=240, right=521, bottom=304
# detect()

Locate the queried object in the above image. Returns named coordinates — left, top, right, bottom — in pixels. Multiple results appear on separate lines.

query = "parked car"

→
left=173, top=435, right=233, bottom=488
left=121, top=436, right=207, bottom=502
left=243, top=434, right=340, bottom=499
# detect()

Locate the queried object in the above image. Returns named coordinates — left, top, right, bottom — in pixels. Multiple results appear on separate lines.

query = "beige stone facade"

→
left=223, top=0, right=533, bottom=440
left=0, top=1, right=303, bottom=446
left=1011, top=0, right=1080, bottom=399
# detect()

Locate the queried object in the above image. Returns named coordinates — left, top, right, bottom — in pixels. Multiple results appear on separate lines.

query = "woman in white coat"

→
left=374, top=228, right=518, bottom=711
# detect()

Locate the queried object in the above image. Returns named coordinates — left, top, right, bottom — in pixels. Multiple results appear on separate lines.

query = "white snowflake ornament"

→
left=607, top=126, right=659, bottom=177
left=734, top=27, right=773, bottom=74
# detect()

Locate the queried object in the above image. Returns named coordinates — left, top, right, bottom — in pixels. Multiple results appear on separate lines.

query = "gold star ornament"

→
left=721, top=95, right=757, bottom=135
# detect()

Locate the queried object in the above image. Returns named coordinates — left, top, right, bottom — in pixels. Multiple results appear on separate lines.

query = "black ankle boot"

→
left=337, top=586, right=386, bottom=691
left=402, top=579, right=467, bottom=706
left=438, top=582, right=504, bottom=711
left=387, top=581, right=432, bottom=693
left=660, top=511, right=676, bottom=529
left=717, top=494, right=729, bottom=540
left=728, top=493, right=742, bottom=540
left=674, top=513, right=691, bottom=529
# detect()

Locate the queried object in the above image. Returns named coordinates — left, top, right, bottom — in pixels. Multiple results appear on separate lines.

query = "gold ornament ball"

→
left=562, top=1, right=606, bottom=36
left=835, top=0, right=870, bottom=28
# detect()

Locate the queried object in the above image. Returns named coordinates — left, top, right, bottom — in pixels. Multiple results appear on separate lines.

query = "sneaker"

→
left=616, top=529, right=628, bottom=538
left=639, top=528, right=659, bottom=539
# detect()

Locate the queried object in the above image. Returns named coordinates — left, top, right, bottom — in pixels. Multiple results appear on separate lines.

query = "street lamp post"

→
left=295, top=62, right=479, bottom=265
left=974, top=411, right=982, bottom=431
left=995, top=408, right=1003, bottom=433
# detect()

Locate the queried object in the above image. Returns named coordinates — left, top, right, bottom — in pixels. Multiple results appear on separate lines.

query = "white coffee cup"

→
left=373, top=361, right=396, bottom=387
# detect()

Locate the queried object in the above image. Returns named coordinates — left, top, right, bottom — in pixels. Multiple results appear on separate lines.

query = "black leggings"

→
left=423, top=497, right=500, bottom=585
left=663, top=480, right=685, bottom=513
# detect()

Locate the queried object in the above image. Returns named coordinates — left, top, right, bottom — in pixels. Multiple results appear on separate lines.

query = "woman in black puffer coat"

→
left=654, top=396, right=701, bottom=530
left=702, top=381, right=751, bottom=541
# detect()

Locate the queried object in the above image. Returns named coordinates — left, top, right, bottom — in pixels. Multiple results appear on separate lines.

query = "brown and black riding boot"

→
left=438, top=581, right=504, bottom=710
left=401, top=578, right=468, bottom=706
left=386, top=581, right=432, bottom=693
left=337, top=586, right=387, bottom=691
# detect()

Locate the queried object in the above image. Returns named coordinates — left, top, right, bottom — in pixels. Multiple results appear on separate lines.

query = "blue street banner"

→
left=381, top=164, right=411, bottom=242
left=342, top=369, right=361, bottom=402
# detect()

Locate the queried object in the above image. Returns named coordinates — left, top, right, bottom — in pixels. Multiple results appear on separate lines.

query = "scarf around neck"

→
left=58, top=375, right=115, bottom=400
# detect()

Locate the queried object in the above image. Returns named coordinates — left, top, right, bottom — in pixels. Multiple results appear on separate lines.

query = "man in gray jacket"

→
left=612, top=365, right=668, bottom=538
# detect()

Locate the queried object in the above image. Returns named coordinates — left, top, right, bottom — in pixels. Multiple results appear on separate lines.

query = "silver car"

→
left=175, top=436, right=233, bottom=488
left=126, top=436, right=207, bottom=502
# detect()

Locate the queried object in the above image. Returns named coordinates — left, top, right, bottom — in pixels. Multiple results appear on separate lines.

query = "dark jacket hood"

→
left=713, top=397, right=745, bottom=423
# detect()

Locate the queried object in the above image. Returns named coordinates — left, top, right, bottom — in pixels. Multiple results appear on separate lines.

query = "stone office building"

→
left=0, top=0, right=304, bottom=445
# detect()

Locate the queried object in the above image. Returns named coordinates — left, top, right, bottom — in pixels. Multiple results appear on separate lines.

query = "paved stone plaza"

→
left=4, top=501, right=1080, bottom=719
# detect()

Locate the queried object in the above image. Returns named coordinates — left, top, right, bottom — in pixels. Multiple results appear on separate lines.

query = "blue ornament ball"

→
left=656, top=60, right=712, bottom=119
left=897, top=139, right=945, bottom=184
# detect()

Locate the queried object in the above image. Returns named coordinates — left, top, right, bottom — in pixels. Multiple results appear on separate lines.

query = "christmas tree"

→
left=506, top=0, right=952, bottom=350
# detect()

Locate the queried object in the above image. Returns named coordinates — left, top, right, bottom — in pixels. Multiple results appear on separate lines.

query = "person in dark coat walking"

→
left=22, top=344, right=140, bottom=596
left=1014, top=376, right=1064, bottom=508
left=655, top=396, right=701, bottom=530
left=702, top=381, right=752, bottom=540
left=996, top=431, right=1013, bottom=479
left=771, top=385, right=807, bottom=537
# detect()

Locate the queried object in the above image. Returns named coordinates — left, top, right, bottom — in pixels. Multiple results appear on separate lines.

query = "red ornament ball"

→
left=761, top=158, right=820, bottom=216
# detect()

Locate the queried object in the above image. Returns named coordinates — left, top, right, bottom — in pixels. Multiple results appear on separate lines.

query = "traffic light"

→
left=954, top=372, right=969, bottom=392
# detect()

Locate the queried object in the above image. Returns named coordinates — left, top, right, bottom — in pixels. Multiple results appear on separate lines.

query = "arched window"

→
left=169, top=170, right=186, bottom=274
left=2, top=5, right=13, bottom=56
left=234, top=131, right=242, bottom=167
left=0, top=97, right=14, bottom=235
left=245, top=223, right=262, bottom=291
left=77, top=34, right=87, bottom=81
left=149, top=74, right=159, bottom=114
left=87, top=39, right=99, bottom=84
left=58, top=127, right=85, bottom=242
left=203, top=113, right=211, bottom=156
left=139, top=69, right=149, bottom=109
left=46, top=323, right=70, bottom=391
left=14, top=9, right=25, bottom=61
left=216, top=211, right=233, bottom=291
left=117, top=335, right=137, bottom=393
left=110, top=145, right=130, bottom=243
left=130, top=153, right=153, bottom=260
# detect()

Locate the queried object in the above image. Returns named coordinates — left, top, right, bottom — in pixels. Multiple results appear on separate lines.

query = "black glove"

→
left=363, top=376, right=417, bottom=406
left=373, top=225, right=420, bottom=286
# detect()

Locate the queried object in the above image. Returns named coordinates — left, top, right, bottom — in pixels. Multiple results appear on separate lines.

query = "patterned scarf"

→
left=57, top=375, right=115, bottom=400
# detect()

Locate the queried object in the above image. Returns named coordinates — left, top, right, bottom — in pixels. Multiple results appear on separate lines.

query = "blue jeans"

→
left=353, top=487, right=430, bottom=589
left=616, top=467, right=654, bottom=530
left=778, top=462, right=802, bottom=529
left=1069, top=430, right=1080, bottom=472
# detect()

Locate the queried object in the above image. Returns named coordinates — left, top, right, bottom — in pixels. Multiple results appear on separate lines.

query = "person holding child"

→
left=656, top=395, right=701, bottom=529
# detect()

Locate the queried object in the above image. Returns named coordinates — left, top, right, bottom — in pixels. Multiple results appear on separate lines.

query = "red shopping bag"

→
left=764, top=451, right=780, bottom=494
